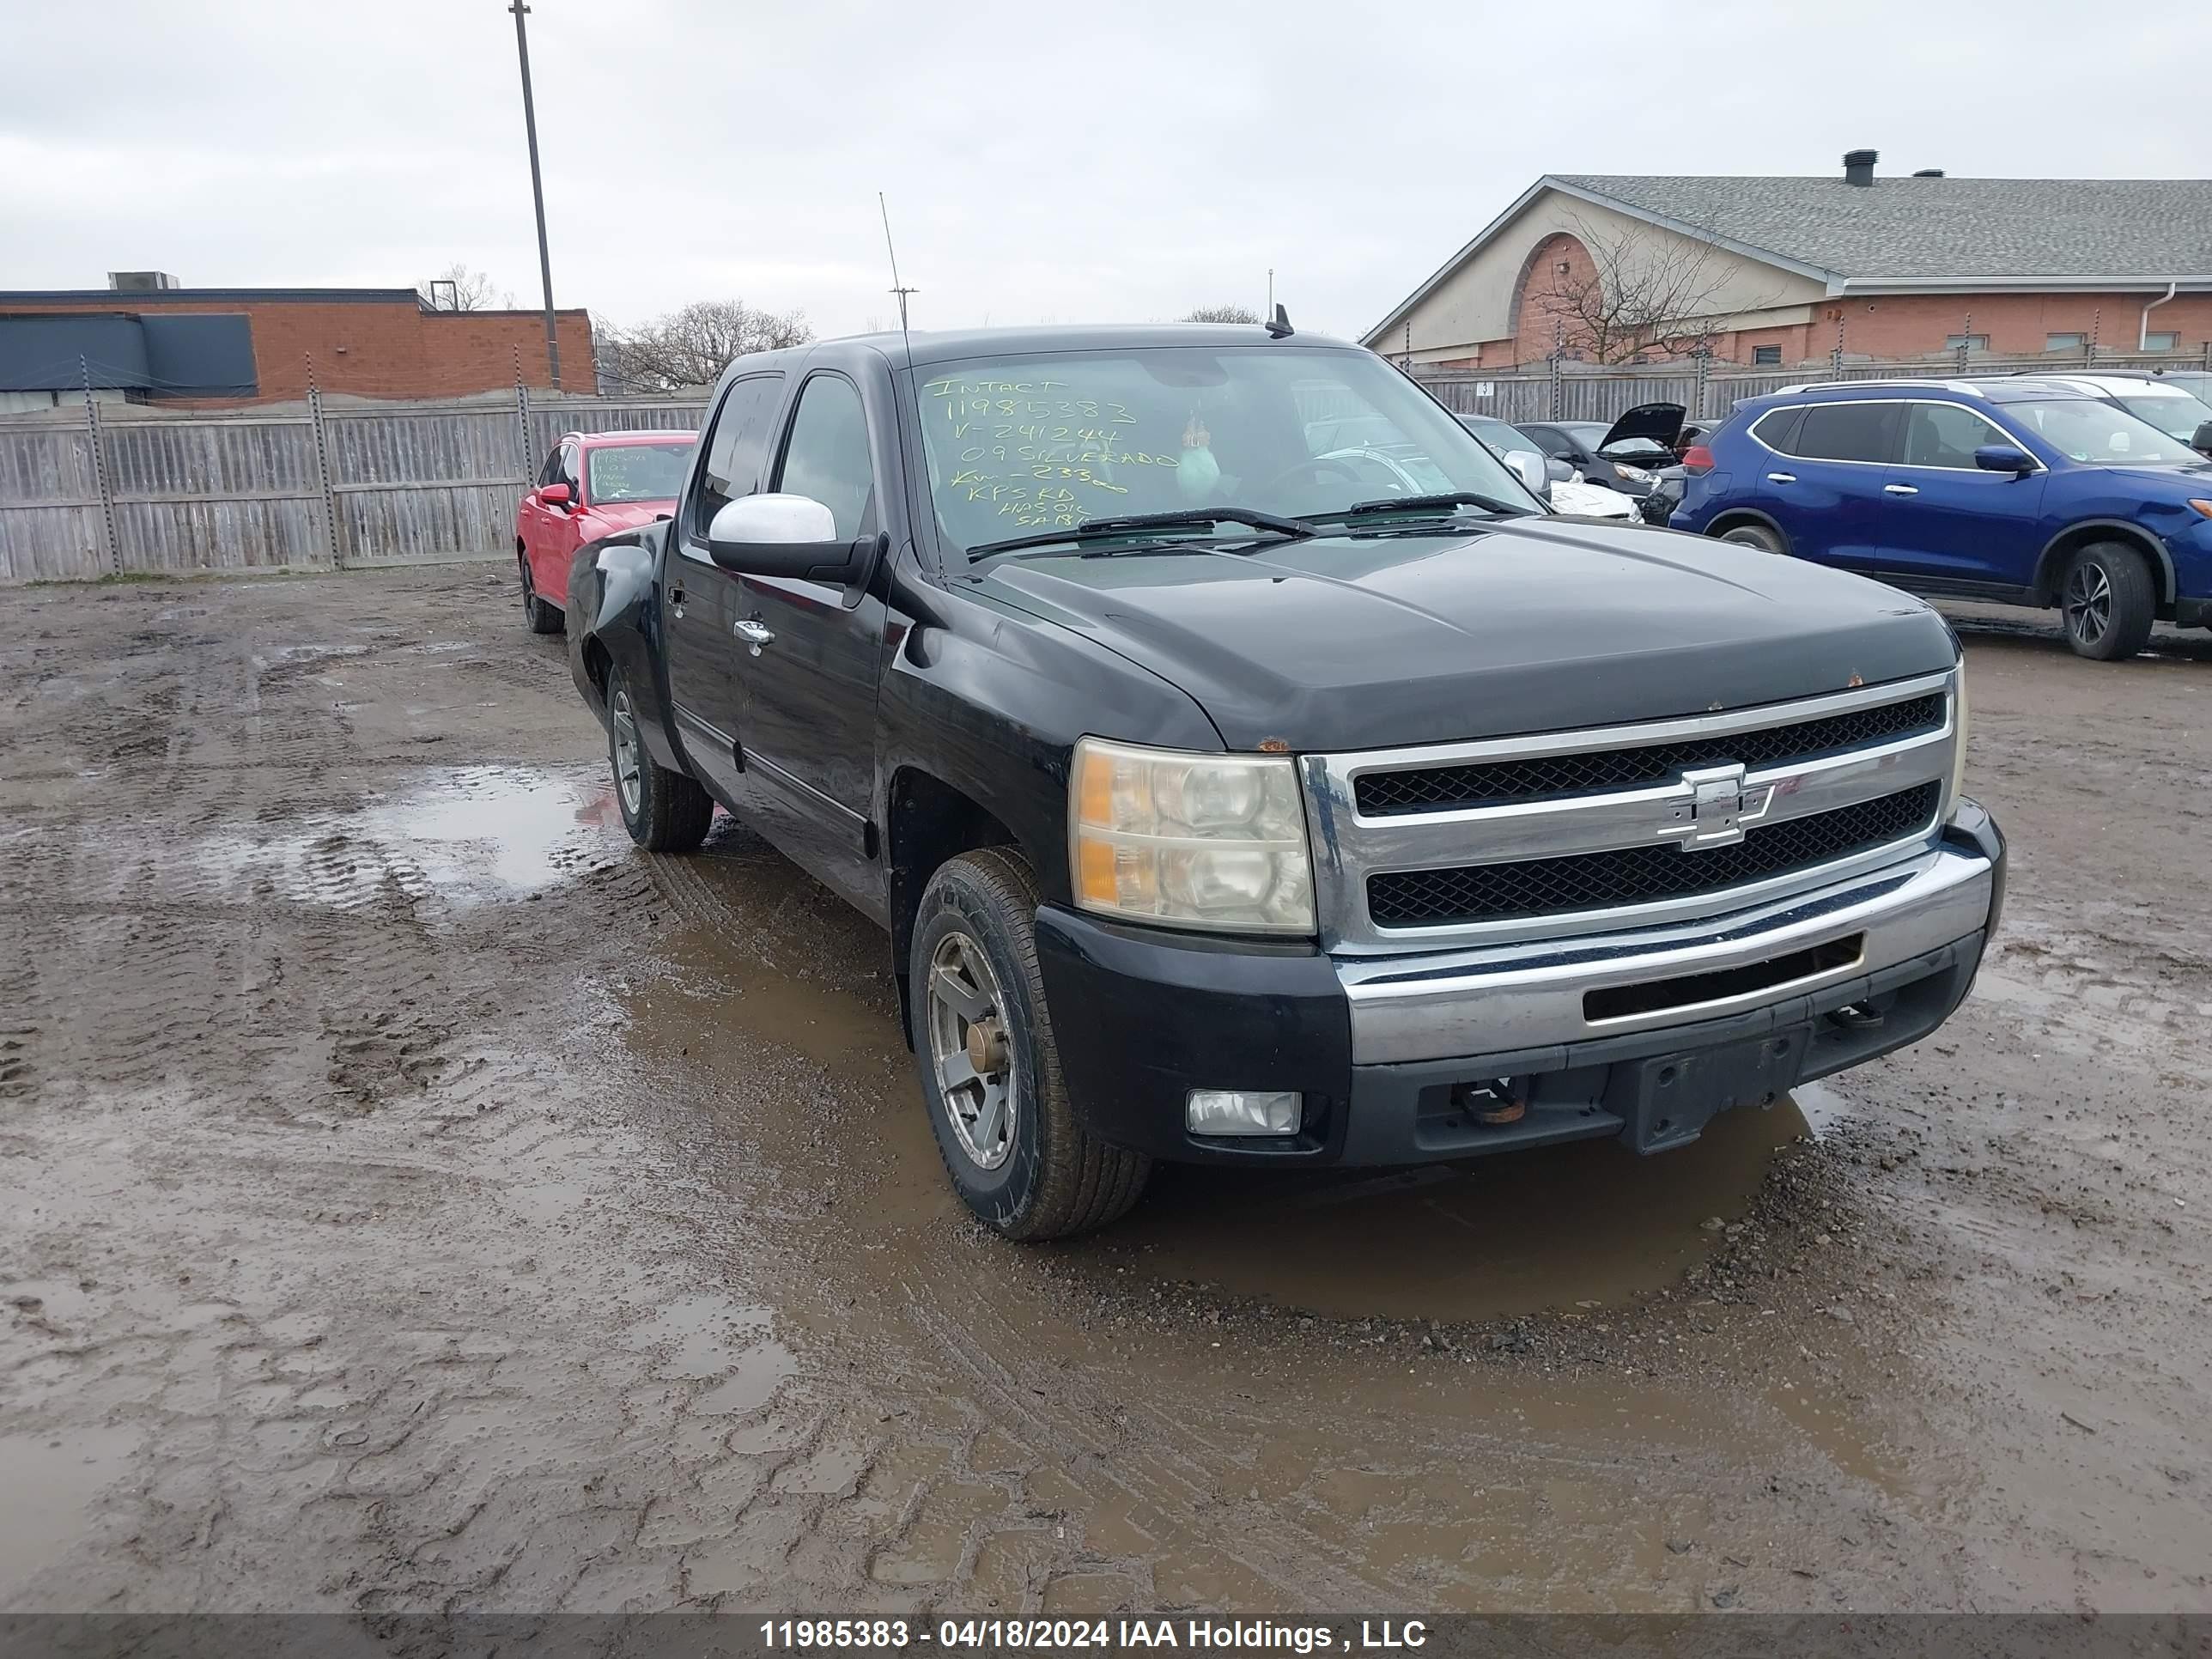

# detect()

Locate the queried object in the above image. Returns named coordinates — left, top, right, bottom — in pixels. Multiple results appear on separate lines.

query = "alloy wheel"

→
left=926, top=929, right=1016, bottom=1171
left=610, top=684, right=643, bottom=816
left=520, top=561, right=536, bottom=621
left=2064, top=560, right=2112, bottom=648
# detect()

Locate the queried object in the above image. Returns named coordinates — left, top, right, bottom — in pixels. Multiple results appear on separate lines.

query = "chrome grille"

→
left=1353, top=694, right=1947, bottom=815
left=1366, top=781, right=1941, bottom=927
left=1297, top=671, right=1960, bottom=955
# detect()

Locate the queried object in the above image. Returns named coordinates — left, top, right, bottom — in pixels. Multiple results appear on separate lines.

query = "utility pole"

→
left=509, top=0, right=561, bottom=389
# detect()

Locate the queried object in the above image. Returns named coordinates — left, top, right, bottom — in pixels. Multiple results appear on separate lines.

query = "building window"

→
left=2045, top=332, right=2087, bottom=353
left=1944, top=334, right=1989, bottom=354
left=1751, top=345, right=1782, bottom=365
left=2143, top=331, right=2179, bottom=353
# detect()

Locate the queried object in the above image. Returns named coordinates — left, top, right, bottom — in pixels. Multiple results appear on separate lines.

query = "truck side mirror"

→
left=708, top=494, right=877, bottom=585
left=1972, top=444, right=2034, bottom=476
left=1545, top=458, right=1575, bottom=483
left=1505, top=450, right=1551, bottom=499
left=540, top=483, right=573, bottom=507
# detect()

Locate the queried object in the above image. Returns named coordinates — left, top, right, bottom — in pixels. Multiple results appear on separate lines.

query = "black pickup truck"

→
left=565, top=322, right=2004, bottom=1240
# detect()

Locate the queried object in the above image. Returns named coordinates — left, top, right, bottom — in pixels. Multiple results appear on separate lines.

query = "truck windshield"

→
left=586, top=441, right=694, bottom=504
left=2005, top=398, right=2200, bottom=466
left=910, top=345, right=1541, bottom=553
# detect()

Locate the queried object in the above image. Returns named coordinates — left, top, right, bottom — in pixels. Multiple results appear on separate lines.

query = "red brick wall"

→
left=1484, top=246, right=2212, bottom=368
left=1512, top=234, right=1601, bottom=363
left=1805, top=293, right=2212, bottom=363
left=0, top=295, right=596, bottom=402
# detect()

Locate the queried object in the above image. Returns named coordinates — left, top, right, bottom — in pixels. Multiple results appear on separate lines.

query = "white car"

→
left=1452, top=413, right=1640, bottom=520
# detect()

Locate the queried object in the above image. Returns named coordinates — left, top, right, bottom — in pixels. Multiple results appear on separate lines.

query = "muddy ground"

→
left=0, top=566, right=2205, bottom=1617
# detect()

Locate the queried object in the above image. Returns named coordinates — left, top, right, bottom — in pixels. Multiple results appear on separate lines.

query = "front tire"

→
left=910, top=848, right=1150, bottom=1241
left=2060, top=542, right=2155, bottom=661
left=606, top=668, right=713, bottom=852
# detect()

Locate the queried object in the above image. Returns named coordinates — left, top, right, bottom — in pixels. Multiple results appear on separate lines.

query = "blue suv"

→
left=1673, top=378, right=2212, bottom=659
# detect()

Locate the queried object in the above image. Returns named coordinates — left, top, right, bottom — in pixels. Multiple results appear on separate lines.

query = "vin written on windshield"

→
left=912, top=346, right=1538, bottom=554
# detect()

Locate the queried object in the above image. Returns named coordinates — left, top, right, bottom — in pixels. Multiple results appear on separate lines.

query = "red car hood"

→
left=580, top=501, right=676, bottom=536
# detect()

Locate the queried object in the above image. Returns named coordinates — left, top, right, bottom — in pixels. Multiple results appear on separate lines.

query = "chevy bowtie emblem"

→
left=1668, top=763, right=1774, bottom=849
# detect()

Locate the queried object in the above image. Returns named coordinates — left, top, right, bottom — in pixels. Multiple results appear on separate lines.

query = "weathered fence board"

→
left=0, top=395, right=708, bottom=582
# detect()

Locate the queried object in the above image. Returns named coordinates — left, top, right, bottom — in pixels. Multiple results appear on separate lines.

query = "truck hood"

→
left=970, top=519, right=1956, bottom=752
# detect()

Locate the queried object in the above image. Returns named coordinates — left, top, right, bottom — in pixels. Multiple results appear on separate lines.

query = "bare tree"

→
left=596, top=300, right=815, bottom=390
left=1182, top=304, right=1261, bottom=325
left=418, top=262, right=514, bottom=311
left=1530, top=217, right=1769, bottom=365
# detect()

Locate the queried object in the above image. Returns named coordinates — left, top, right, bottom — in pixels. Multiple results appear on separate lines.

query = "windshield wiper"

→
left=1305, top=491, right=1534, bottom=526
left=966, top=507, right=1316, bottom=562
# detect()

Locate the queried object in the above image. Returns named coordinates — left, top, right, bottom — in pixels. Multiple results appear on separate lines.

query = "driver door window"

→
left=686, top=374, right=784, bottom=551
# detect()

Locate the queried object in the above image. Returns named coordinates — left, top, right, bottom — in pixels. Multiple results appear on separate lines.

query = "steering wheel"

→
left=1252, top=453, right=1363, bottom=498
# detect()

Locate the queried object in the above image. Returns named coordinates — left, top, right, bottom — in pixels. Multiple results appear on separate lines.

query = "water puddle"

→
left=623, top=897, right=1826, bottom=1324
left=1110, top=1096, right=1814, bottom=1322
left=0, top=1425, right=138, bottom=1593
left=195, top=765, right=623, bottom=912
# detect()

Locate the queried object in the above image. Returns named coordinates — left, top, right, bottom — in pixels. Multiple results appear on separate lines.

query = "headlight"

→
left=1070, top=737, right=1315, bottom=934
left=1614, top=464, right=1656, bottom=484
left=1947, top=664, right=1970, bottom=817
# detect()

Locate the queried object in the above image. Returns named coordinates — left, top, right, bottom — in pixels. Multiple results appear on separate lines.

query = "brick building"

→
left=0, top=281, right=595, bottom=404
left=1364, top=155, right=2212, bottom=370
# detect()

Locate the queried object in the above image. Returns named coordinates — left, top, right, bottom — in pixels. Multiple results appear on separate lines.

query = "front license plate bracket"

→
left=1609, top=1026, right=1810, bottom=1154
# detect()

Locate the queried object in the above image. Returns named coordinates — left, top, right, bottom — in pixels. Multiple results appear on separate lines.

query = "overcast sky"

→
left=4, top=0, right=2205, bottom=343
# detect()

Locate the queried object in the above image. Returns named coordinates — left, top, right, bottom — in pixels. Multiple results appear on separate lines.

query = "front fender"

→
left=566, top=525, right=687, bottom=774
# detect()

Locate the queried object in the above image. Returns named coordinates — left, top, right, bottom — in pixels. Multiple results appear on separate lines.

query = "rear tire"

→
left=520, top=556, right=563, bottom=635
left=606, top=667, right=713, bottom=852
left=1717, top=521, right=1786, bottom=555
left=2060, top=542, right=2155, bottom=661
left=910, top=848, right=1150, bottom=1241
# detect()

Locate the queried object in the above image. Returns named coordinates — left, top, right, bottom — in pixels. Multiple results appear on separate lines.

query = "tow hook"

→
left=1828, top=1000, right=1885, bottom=1031
left=1452, top=1079, right=1527, bottom=1126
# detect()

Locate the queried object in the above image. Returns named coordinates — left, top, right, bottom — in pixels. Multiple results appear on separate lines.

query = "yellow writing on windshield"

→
left=924, top=374, right=1181, bottom=529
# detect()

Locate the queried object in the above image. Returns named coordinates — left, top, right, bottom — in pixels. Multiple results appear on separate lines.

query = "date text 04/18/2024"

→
left=757, top=1620, right=1431, bottom=1651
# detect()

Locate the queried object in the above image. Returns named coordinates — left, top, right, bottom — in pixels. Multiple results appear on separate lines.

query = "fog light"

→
left=1185, top=1089, right=1301, bottom=1137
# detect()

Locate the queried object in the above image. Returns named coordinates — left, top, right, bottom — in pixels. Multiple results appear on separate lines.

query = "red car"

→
left=516, top=428, right=698, bottom=632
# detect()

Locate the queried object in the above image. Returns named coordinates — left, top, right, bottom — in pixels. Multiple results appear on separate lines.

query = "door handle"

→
left=732, top=617, right=775, bottom=653
left=1765, top=471, right=1796, bottom=483
left=1884, top=483, right=1920, bottom=495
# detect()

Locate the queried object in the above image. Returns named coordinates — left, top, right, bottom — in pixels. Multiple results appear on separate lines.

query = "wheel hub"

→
left=964, top=1015, right=1007, bottom=1077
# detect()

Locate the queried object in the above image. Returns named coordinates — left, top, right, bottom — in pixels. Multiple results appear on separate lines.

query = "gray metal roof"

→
left=1553, top=174, right=2212, bottom=282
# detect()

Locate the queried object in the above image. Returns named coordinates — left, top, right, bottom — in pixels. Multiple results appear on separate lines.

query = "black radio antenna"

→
left=879, top=192, right=918, bottom=363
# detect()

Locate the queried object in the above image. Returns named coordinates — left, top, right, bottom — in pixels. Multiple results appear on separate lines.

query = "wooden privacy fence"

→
left=0, top=390, right=707, bottom=585
left=11, top=348, right=2212, bottom=583
left=1413, top=349, right=2212, bottom=426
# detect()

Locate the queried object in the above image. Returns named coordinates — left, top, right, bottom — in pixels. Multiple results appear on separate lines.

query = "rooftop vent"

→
left=1911, top=168, right=1945, bottom=178
left=107, top=270, right=179, bottom=291
left=1843, top=149, right=1877, bottom=187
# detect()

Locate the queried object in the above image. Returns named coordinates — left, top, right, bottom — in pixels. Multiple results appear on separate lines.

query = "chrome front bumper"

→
left=1338, top=843, right=1996, bottom=1066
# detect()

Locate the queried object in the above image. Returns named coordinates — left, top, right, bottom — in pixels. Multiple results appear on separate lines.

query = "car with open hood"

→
left=1513, top=403, right=1686, bottom=499
left=563, top=323, right=2002, bottom=1239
